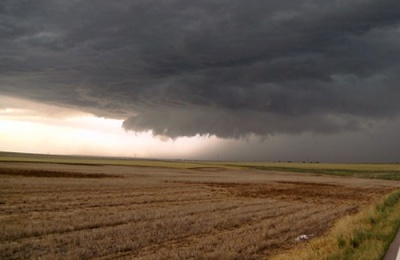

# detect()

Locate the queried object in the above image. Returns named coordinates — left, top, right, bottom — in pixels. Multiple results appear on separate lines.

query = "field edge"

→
left=271, top=189, right=400, bottom=260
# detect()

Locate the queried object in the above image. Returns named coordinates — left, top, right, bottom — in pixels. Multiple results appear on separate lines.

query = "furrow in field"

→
left=133, top=204, right=356, bottom=260
left=1, top=189, right=224, bottom=215
left=3, top=197, right=302, bottom=258
left=92, top=202, right=317, bottom=259
left=0, top=197, right=288, bottom=242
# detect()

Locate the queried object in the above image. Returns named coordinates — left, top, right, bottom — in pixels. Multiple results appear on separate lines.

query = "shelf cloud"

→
left=1, top=0, right=400, bottom=140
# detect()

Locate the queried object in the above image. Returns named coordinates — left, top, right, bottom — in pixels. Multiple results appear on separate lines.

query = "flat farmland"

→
left=1, top=162, right=399, bottom=259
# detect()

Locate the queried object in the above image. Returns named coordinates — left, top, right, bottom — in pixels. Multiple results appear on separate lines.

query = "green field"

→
left=225, top=162, right=400, bottom=180
left=1, top=151, right=399, bottom=180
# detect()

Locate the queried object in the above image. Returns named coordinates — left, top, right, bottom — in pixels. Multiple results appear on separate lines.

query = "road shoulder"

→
left=384, top=228, right=400, bottom=260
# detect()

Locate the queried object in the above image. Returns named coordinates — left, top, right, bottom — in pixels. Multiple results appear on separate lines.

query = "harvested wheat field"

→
left=0, top=162, right=399, bottom=259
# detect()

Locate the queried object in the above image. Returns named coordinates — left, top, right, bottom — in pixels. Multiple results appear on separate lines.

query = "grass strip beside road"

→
left=273, top=189, right=400, bottom=260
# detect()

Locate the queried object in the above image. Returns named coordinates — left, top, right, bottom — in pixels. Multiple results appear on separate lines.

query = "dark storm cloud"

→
left=1, top=0, right=400, bottom=138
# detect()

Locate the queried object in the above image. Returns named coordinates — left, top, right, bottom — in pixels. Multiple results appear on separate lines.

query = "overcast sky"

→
left=1, top=0, right=400, bottom=162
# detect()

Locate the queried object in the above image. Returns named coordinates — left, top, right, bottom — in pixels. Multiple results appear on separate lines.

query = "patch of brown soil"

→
left=189, top=167, right=227, bottom=172
left=200, top=181, right=396, bottom=205
left=0, top=168, right=120, bottom=178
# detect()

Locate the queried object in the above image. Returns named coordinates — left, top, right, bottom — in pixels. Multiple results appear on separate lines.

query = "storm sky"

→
left=1, top=0, right=400, bottom=162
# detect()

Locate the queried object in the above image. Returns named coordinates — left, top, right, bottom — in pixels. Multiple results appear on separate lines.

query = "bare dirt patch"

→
left=0, top=168, right=120, bottom=178
left=0, top=162, right=398, bottom=259
left=200, top=181, right=395, bottom=205
left=189, top=167, right=228, bottom=172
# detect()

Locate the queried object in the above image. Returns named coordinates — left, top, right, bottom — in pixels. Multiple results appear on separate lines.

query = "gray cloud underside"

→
left=1, top=0, right=400, bottom=138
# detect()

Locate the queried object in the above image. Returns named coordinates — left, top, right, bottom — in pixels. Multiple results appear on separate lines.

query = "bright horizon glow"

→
left=0, top=95, right=219, bottom=159
left=2, top=95, right=400, bottom=163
